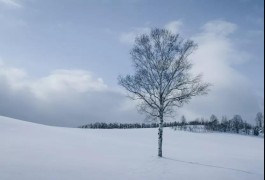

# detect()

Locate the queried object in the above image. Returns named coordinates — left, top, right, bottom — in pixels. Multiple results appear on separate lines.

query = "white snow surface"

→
left=0, top=116, right=264, bottom=180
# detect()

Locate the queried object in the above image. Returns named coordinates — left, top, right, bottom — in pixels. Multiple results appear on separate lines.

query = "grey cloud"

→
left=0, top=63, right=142, bottom=127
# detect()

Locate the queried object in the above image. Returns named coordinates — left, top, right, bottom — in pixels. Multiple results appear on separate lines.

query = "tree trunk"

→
left=158, top=115, right=163, bottom=157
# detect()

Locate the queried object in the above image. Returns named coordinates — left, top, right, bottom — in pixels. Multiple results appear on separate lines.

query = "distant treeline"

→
left=79, top=113, right=264, bottom=136
left=189, top=114, right=264, bottom=136
left=79, top=122, right=176, bottom=129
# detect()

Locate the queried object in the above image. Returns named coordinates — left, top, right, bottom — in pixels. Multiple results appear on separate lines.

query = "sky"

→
left=0, top=0, right=264, bottom=127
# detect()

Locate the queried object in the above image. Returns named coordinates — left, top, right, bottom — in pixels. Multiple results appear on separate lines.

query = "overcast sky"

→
left=0, top=0, right=264, bottom=127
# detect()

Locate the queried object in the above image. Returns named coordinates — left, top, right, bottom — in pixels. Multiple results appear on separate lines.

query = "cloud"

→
left=165, top=20, right=183, bottom=34
left=0, top=0, right=22, bottom=8
left=177, top=20, right=263, bottom=122
left=0, top=61, right=141, bottom=127
left=202, top=20, right=237, bottom=36
left=29, top=70, right=108, bottom=100
left=0, top=62, right=107, bottom=94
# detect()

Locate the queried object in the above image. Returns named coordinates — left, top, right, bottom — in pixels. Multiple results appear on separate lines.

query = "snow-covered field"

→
left=0, top=116, right=264, bottom=180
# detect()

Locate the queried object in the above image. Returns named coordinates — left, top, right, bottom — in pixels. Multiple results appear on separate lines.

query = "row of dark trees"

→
left=179, top=112, right=264, bottom=136
left=79, top=121, right=179, bottom=129
left=79, top=112, right=264, bottom=136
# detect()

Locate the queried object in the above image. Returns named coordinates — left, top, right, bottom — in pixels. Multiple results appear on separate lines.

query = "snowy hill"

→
left=0, top=116, right=264, bottom=180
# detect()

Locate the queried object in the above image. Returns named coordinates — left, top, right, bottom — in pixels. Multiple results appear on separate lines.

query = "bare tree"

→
left=231, top=115, right=244, bottom=134
left=118, top=28, right=210, bottom=157
left=255, top=112, right=264, bottom=127
left=255, top=112, right=264, bottom=133
left=181, top=115, right=187, bottom=126
left=210, top=114, right=219, bottom=131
